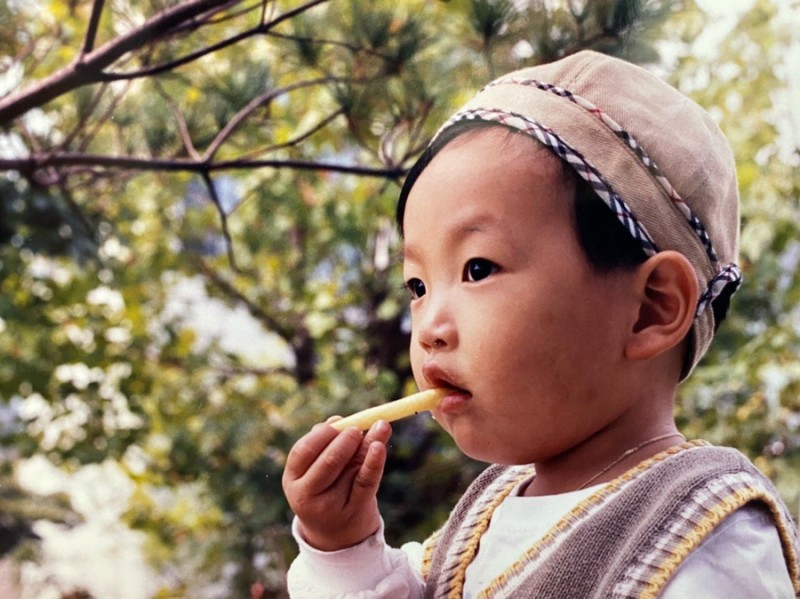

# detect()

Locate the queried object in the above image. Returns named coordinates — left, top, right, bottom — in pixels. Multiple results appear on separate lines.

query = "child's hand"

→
left=282, top=419, right=392, bottom=552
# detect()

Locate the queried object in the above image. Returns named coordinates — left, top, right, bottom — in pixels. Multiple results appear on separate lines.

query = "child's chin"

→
left=449, top=430, right=499, bottom=463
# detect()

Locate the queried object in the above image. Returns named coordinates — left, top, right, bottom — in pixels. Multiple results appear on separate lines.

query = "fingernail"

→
left=370, top=420, right=388, bottom=435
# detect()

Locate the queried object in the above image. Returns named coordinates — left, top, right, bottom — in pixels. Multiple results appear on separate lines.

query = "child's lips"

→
left=439, top=389, right=471, bottom=414
left=421, top=362, right=471, bottom=413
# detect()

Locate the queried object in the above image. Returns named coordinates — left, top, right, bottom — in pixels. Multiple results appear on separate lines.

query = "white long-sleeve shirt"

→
left=287, top=482, right=795, bottom=598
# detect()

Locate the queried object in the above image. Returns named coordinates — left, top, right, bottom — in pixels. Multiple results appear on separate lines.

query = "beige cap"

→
left=435, top=50, right=741, bottom=376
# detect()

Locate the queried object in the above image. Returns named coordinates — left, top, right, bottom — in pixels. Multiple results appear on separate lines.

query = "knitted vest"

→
left=422, top=442, right=800, bottom=599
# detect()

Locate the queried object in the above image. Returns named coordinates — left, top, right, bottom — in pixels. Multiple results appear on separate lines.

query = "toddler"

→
left=282, top=51, right=800, bottom=598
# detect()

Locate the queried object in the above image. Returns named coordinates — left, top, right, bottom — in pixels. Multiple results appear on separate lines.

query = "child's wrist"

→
left=297, top=519, right=380, bottom=553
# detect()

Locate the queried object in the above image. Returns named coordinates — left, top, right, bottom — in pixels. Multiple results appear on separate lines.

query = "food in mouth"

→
left=330, top=388, right=448, bottom=431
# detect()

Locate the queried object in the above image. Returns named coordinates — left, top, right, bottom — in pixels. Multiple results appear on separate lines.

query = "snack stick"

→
left=330, top=388, right=447, bottom=431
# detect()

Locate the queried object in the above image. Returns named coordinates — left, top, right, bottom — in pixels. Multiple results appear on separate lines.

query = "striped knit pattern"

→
left=484, top=444, right=696, bottom=598
left=421, top=528, right=443, bottom=581
left=422, top=442, right=800, bottom=599
left=612, top=471, right=800, bottom=598
left=428, top=466, right=531, bottom=599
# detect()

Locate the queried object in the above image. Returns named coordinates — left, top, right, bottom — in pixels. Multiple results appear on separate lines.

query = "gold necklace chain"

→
left=578, top=432, right=685, bottom=490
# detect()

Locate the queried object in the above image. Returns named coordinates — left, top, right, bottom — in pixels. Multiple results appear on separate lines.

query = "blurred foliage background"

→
left=0, top=0, right=798, bottom=597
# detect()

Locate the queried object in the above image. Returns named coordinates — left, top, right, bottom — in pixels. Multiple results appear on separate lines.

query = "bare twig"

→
left=0, top=153, right=406, bottom=179
left=264, top=30, right=387, bottom=61
left=259, top=0, right=271, bottom=23
left=0, top=0, right=237, bottom=124
left=59, top=82, right=110, bottom=151
left=102, top=0, right=330, bottom=81
left=203, top=77, right=347, bottom=161
left=196, top=259, right=297, bottom=341
left=169, top=0, right=256, bottom=35
left=154, top=80, right=201, bottom=160
left=81, top=0, right=106, bottom=55
left=225, top=107, right=344, bottom=167
left=201, top=171, right=239, bottom=271
left=403, top=101, right=435, bottom=162
left=255, top=108, right=344, bottom=157
left=77, top=81, right=132, bottom=153
left=221, top=179, right=259, bottom=216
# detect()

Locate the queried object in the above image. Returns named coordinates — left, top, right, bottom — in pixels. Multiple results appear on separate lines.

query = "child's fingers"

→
left=346, top=421, right=391, bottom=505
left=364, top=420, right=391, bottom=445
left=299, top=427, right=363, bottom=491
left=283, top=420, right=391, bottom=514
left=283, top=424, right=355, bottom=486
left=349, top=441, right=387, bottom=505
left=343, top=420, right=392, bottom=482
left=283, top=425, right=338, bottom=483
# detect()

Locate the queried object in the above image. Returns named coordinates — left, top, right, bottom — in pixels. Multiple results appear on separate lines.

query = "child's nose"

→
left=417, top=298, right=458, bottom=352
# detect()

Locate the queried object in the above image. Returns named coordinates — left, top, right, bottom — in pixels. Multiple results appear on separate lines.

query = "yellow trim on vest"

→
left=638, top=488, right=800, bottom=599
left=427, top=440, right=799, bottom=599
left=446, top=470, right=531, bottom=599
left=481, top=442, right=705, bottom=598
left=421, top=527, right=442, bottom=580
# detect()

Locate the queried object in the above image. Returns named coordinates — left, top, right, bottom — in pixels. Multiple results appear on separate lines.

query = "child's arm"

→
left=287, top=518, right=425, bottom=598
left=282, top=419, right=392, bottom=551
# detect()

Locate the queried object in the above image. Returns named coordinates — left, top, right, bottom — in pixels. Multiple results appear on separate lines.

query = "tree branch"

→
left=1, top=153, right=406, bottom=179
left=154, top=80, right=201, bottom=160
left=198, top=259, right=317, bottom=385
left=202, top=76, right=348, bottom=161
left=104, top=0, right=330, bottom=81
left=0, top=0, right=237, bottom=124
left=264, top=30, right=388, bottom=61
left=196, top=259, right=296, bottom=342
left=170, top=0, right=262, bottom=35
left=201, top=171, right=239, bottom=271
left=81, top=0, right=106, bottom=56
left=255, top=108, right=344, bottom=157
left=58, top=81, right=110, bottom=151
left=105, top=15, right=267, bottom=81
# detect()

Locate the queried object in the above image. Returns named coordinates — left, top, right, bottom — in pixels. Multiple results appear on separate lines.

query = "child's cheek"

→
left=409, top=342, right=426, bottom=383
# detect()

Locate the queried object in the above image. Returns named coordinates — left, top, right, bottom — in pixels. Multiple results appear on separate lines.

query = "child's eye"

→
left=404, top=277, right=427, bottom=299
left=464, top=258, right=498, bottom=282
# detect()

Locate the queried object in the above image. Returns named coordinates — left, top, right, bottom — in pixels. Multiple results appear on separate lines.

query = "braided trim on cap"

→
left=435, top=107, right=742, bottom=319
left=489, top=77, right=720, bottom=267
left=696, top=263, right=742, bottom=318
left=436, top=108, right=659, bottom=258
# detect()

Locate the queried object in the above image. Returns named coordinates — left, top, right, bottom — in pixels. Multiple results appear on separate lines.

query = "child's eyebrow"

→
left=401, top=243, right=420, bottom=263
left=451, top=212, right=507, bottom=238
left=401, top=212, right=508, bottom=263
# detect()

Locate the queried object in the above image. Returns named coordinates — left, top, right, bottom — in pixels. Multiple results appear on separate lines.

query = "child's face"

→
left=402, top=129, right=641, bottom=466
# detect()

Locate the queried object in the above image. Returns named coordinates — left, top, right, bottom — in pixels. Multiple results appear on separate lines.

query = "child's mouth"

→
left=439, top=388, right=471, bottom=413
left=421, top=362, right=471, bottom=413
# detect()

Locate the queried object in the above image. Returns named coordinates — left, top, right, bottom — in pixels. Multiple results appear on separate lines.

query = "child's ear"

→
left=625, top=251, right=698, bottom=362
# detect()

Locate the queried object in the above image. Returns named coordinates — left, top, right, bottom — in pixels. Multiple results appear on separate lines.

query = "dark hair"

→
left=396, top=120, right=647, bottom=273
